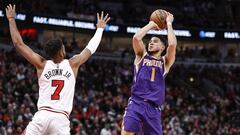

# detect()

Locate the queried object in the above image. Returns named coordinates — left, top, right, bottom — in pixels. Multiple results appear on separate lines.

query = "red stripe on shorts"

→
left=39, top=107, right=69, bottom=118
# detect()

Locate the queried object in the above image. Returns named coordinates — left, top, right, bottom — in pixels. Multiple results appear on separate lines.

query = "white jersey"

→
left=37, top=59, right=76, bottom=115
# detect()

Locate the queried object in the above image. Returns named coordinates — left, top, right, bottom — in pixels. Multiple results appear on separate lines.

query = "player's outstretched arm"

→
left=69, top=11, right=110, bottom=69
left=6, top=4, right=45, bottom=69
left=132, top=21, right=159, bottom=63
left=164, top=12, right=177, bottom=73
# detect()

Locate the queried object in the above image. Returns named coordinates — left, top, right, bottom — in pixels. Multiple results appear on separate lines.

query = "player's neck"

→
left=151, top=52, right=161, bottom=58
left=52, top=57, right=63, bottom=64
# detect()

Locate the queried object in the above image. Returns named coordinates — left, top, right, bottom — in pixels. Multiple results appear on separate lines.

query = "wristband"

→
left=86, top=28, right=104, bottom=54
left=167, top=22, right=172, bottom=26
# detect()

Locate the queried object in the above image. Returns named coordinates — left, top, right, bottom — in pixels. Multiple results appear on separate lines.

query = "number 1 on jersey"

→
left=151, top=67, right=155, bottom=82
left=51, top=80, right=64, bottom=100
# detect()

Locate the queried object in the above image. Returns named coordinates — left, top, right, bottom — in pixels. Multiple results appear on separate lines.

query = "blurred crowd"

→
left=176, top=45, right=240, bottom=63
left=0, top=0, right=239, bottom=134
left=1, top=0, right=239, bottom=29
left=0, top=48, right=239, bottom=135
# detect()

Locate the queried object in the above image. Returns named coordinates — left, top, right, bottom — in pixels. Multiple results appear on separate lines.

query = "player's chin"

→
left=149, top=49, right=160, bottom=54
left=148, top=47, right=154, bottom=52
left=148, top=49, right=156, bottom=52
left=148, top=50, right=155, bottom=54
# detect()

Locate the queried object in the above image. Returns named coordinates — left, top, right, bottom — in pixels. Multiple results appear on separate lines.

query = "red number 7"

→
left=51, top=80, right=64, bottom=100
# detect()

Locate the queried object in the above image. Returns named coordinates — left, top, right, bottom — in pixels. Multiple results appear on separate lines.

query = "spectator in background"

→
left=0, top=120, right=7, bottom=135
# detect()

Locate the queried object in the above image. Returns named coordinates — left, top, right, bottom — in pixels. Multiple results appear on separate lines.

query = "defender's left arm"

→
left=69, top=11, right=110, bottom=77
left=164, top=12, right=177, bottom=73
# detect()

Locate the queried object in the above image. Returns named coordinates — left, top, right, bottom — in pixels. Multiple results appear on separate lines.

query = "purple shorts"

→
left=122, top=99, right=162, bottom=135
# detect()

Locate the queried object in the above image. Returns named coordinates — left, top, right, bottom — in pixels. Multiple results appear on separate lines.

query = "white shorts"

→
left=23, top=110, right=70, bottom=135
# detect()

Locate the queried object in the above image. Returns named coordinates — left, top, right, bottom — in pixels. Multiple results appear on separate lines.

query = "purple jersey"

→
left=131, top=53, right=166, bottom=106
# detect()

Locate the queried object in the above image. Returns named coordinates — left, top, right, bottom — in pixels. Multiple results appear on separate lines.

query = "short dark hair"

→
left=44, top=38, right=63, bottom=58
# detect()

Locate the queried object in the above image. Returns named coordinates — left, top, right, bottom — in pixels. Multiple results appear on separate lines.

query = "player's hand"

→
left=96, top=11, right=110, bottom=29
left=149, top=21, right=160, bottom=30
left=5, top=4, right=16, bottom=21
left=165, top=12, right=174, bottom=24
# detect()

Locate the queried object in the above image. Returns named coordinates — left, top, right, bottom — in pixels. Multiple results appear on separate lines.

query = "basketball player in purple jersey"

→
left=121, top=12, right=177, bottom=135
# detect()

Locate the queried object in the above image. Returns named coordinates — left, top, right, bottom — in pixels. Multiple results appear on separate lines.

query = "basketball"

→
left=150, top=9, right=167, bottom=29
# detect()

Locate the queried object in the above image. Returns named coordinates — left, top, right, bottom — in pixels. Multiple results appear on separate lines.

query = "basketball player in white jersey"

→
left=6, top=4, right=110, bottom=135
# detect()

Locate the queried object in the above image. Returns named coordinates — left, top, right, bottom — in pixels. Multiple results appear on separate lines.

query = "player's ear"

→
left=160, top=44, right=165, bottom=52
left=60, top=45, right=65, bottom=58
left=159, top=43, right=164, bottom=49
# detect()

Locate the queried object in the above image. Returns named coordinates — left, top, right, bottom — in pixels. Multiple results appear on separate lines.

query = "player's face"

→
left=148, top=37, right=165, bottom=53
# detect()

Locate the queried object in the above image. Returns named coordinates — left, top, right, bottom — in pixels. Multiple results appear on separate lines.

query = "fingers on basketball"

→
left=150, top=9, right=168, bottom=29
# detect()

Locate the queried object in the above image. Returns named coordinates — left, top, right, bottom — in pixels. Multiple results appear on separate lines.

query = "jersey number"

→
left=51, top=80, right=64, bottom=100
left=151, top=67, right=156, bottom=82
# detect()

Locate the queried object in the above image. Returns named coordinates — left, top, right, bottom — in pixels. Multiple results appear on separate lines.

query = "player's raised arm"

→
left=69, top=11, right=110, bottom=69
left=164, top=12, right=177, bottom=73
left=132, top=21, right=159, bottom=62
left=6, top=4, right=45, bottom=69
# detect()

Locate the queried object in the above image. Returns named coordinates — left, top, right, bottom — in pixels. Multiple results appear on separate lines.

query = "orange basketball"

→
left=150, top=9, right=167, bottom=29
